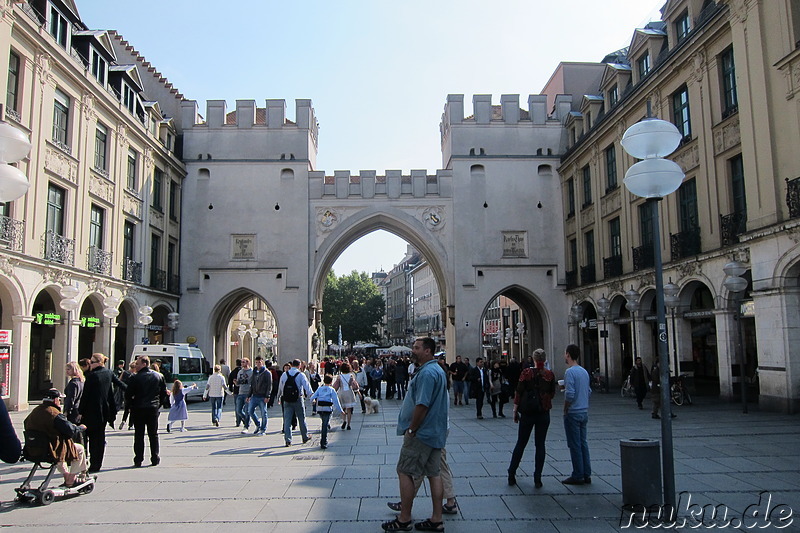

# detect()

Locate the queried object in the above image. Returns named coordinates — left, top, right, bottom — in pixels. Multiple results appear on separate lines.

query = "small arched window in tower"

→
left=470, top=164, right=485, bottom=179
left=198, top=168, right=210, bottom=180
left=537, top=164, right=553, bottom=178
left=281, top=168, right=294, bottom=180
left=536, top=148, right=543, bottom=155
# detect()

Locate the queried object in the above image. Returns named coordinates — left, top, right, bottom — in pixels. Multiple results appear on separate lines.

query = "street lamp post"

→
left=0, top=108, right=32, bottom=203
left=621, top=111, right=685, bottom=512
left=597, top=295, right=611, bottom=392
left=167, top=312, right=180, bottom=344
left=723, top=261, right=749, bottom=414
left=102, top=295, right=120, bottom=360
left=663, top=280, right=680, bottom=375
left=624, top=287, right=640, bottom=363
left=138, top=305, right=153, bottom=343
left=59, top=285, right=80, bottom=361
left=516, top=321, right=525, bottom=359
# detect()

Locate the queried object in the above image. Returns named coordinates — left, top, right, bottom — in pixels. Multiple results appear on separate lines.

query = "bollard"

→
left=620, top=438, right=662, bottom=507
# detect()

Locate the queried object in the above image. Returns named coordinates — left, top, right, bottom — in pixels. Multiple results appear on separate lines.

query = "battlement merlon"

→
left=309, top=169, right=453, bottom=200
left=442, top=94, right=570, bottom=127
left=179, top=99, right=318, bottom=134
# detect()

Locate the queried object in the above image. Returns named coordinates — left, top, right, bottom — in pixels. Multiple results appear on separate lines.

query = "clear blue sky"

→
left=75, top=0, right=663, bottom=275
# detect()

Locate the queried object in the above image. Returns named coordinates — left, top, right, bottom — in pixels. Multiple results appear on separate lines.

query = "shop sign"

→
left=0, top=330, right=11, bottom=344
left=741, top=300, right=755, bottom=317
left=147, top=325, right=163, bottom=331
left=80, top=316, right=101, bottom=328
left=34, top=312, right=62, bottom=325
left=683, top=310, right=714, bottom=319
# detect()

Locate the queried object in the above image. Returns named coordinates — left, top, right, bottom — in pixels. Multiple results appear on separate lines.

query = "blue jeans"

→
left=282, top=400, right=308, bottom=444
left=318, top=411, right=331, bottom=446
left=248, top=396, right=268, bottom=432
left=563, top=411, right=591, bottom=480
left=235, top=394, right=248, bottom=427
left=210, top=396, right=223, bottom=422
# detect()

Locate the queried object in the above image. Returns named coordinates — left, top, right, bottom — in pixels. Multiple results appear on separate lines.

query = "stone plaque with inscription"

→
left=231, top=234, right=256, bottom=260
left=502, top=231, right=527, bottom=258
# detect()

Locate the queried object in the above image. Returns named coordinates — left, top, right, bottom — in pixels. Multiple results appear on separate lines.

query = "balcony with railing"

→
left=150, top=268, right=167, bottom=291
left=42, top=231, right=75, bottom=265
left=603, top=255, right=623, bottom=278
left=720, top=212, right=746, bottom=246
left=88, top=246, right=112, bottom=275
left=0, top=215, right=24, bottom=252
left=565, top=270, right=578, bottom=290
left=670, top=228, right=701, bottom=261
left=123, top=259, right=142, bottom=284
left=633, top=244, right=654, bottom=271
left=580, top=264, right=596, bottom=285
left=168, top=274, right=180, bottom=294
left=787, top=177, right=800, bottom=219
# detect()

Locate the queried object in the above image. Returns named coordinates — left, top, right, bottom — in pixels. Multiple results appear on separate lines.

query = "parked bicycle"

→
left=590, top=368, right=607, bottom=393
left=670, top=374, right=693, bottom=406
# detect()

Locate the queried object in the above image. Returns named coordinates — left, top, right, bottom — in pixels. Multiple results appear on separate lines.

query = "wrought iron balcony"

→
left=787, top=177, right=800, bottom=219
left=150, top=268, right=167, bottom=291
left=51, top=138, right=71, bottom=155
left=5, top=108, right=21, bottom=123
left=720, top=212, right=746, bottom=246
left=633, top=244, right=654, bottom=271
left=168, top=274, right=180, bottom=294
left=42, top=230, right=74, bottom=265
left=88, top=246, right=112, bottom=275
left=670, top=228, right=701, bottom=261
left=603, top=254, right=623, bottom=278
left=123, top=259, right=142, bottom=284
left=0, top=215, right=24, bottom=251
left=565, top=270, right=578, bottom=290
left=580, top=264, right=596, bottom=285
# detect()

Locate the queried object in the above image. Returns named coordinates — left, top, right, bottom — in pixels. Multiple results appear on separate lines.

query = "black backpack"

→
left=282, top=371, right=300, bottom=402
left=518, top=371, right=543, bottom=415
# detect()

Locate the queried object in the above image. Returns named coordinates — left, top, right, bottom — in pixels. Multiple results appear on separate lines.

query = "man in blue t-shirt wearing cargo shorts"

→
left=383, top=337, right=449, bottom=532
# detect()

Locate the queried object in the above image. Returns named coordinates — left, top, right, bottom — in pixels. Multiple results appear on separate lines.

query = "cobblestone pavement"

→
left=1, top=390, right=798, bottom=531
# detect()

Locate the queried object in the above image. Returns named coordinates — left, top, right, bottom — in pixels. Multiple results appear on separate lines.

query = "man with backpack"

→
left=277, top=359, right=313, bottom=446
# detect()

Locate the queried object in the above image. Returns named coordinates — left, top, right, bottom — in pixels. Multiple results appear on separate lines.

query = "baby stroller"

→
left=14, top=430, right=95, bottom=506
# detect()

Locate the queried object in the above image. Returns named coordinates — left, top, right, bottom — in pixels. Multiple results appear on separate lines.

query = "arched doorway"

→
left=684, top=282, right=719, bottom=396
left=479, top=286, right=546, bottom=364
left=28, top=288, right=59, bottom=400
left=209, top=290, right=278, bottom=367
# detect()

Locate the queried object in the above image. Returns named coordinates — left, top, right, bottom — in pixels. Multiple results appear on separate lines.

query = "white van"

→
left=130, top=344, right=209, bottom=401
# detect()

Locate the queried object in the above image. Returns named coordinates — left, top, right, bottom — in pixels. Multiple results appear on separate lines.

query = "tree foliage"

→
left=322, top=270, right=385, bottom=345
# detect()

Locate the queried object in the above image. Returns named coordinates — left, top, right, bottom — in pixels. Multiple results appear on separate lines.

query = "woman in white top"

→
left=353, top=360, right=369, bottom=414
left=333, top=361, right=359, bottom=430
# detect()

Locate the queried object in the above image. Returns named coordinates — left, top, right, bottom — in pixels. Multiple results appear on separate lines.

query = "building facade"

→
left=0, top=0, right=185, bottom=409
left=557, top=0, right=800, bottom=412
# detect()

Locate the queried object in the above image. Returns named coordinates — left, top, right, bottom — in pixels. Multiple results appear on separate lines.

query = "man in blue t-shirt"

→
left=562, top=344, right=592, bottom=485
left=383, top=337, right=448, bottom=532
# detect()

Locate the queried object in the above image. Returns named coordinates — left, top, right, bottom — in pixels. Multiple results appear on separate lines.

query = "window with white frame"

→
left=52, top=89, right=70, bottom=149
left=127, top=149, right=138, bottom=190
left=608, top=84, right=618, bottom=107
left=7, top=51, right=20, bottom=113
left=90, top=204, right=104, bottom=250
left=94, top=123, right=108, bottom=171
left=672, top=86, right=692, bottom=140
left=675, top=11, right=690, bottom=43
left=123, top=84, right=136, bottom=113
left=637, top=51, right=651, bottom=80
left=49, top=6, right=69, bottom=48
left=90, top=48, right=107, bottom=86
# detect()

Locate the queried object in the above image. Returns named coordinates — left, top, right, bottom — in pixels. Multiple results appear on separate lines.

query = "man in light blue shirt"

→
left=383, top=337, right=448, bottom=532
left=562, top=343, right=592, bottom=485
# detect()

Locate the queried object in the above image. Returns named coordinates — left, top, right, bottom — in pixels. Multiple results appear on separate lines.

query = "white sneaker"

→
left=258, top=430, right=266, bottom=436
left=180, top=428, right=187, bottom=432
left=240, top=428, right=249, bottom=434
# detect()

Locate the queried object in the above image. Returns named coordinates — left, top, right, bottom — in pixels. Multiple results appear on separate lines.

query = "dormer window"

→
left=49, top=6, right=69, bottom=49
left=123, top=84, right=136, bottom=113
left=638, top=52, right=651, bottom=79
left=609, top=85, right=619, bottom=107
left=165, top=132, right=174, bottom=151
left=91, top=48, right=107, bottom=86
left=675, top=11, right=690, bottom=43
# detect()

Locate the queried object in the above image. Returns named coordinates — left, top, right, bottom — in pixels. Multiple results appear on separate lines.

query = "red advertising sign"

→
left=0, top=330, right=11, bottom=344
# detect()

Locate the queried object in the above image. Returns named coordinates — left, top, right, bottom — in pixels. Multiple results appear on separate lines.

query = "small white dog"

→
left=364, top=396, right=381, bottom=414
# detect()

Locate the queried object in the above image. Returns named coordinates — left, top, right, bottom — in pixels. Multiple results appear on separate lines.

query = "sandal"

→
left=382, top=518, right=413, bottom=531
left=387, top=501, right=402, bottom=512
left=442, top=501, right=459, bottom=514
left=415, top=519, right=444, bottom=532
